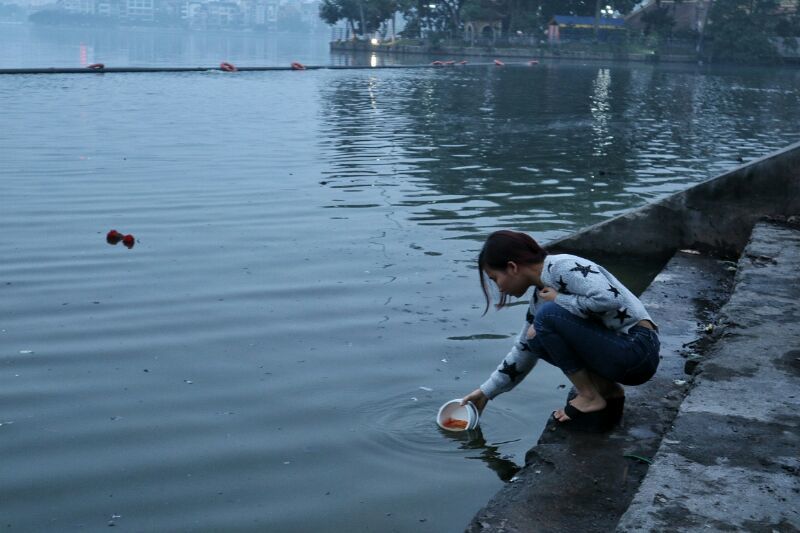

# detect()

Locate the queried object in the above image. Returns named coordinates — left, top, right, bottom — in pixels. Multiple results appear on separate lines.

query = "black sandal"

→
left=553, top=403, right=614, bottom=432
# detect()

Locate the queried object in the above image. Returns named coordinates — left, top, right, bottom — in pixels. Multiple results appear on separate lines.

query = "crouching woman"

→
left=461, top=230, right=660, bottom=429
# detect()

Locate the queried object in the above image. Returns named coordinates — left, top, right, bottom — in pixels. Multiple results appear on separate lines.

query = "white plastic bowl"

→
left=436, top=399, right=480, bottom=431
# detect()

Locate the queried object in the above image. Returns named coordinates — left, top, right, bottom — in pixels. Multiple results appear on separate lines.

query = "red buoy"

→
left=458, top=60, right=468, bottom=65
left=443, top=60, right=455, bottom=66
left=106, top=229, right=122, bottom=245
left=220, top=62, right=237, bottom=72
left=122, top=234, right=135, bottom=249
left=291, top=62, right=306, bottom=70
left=493, top=59, right=505, bottom=66
left=87, top=63, right=105, bottom=70
left=431, top=60, right=444, bottom=66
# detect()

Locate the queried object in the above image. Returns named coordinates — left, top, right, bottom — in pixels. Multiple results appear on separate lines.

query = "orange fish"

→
left=443, top=418, right=468, bottom=429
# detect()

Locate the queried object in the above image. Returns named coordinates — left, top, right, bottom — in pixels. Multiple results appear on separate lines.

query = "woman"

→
left=461, top=230, right=660, bottom=429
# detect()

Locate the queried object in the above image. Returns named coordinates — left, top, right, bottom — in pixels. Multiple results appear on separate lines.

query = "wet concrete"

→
left=617, top=222, right=800, bottom=531
left=466, top=250, right=734, bottom=532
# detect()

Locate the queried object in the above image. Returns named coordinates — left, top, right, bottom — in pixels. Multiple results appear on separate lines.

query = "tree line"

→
left=320, top=0, right=800, bottom=63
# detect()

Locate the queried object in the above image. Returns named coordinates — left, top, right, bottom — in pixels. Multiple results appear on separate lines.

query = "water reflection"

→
left=318, top=63, right=800, bottom=243
left=590, top=68, right=612, bottom=157
left=439, top=427, right=522, bottom=482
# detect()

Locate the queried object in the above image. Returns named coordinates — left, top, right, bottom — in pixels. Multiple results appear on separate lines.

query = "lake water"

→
left=2, top=25, right=799, bottom=532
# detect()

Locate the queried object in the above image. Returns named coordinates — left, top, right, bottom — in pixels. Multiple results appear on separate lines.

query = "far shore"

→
left=331, top=39, right=699, bottom=65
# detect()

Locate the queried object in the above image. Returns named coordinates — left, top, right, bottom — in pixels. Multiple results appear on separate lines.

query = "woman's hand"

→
left=538, top=287, right=558, bottom=302
left=461, top=388, right=489, bottom=414
left=527, top=324, right=536, bottom=339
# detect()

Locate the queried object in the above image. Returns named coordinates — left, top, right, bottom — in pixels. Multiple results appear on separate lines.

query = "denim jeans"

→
left=526, top=301, right=660, bottom=386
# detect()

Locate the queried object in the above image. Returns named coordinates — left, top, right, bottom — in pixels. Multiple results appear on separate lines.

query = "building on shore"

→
left=547, top=15, right=626, bottom=44
left=43, top=0, right=292, bottom=29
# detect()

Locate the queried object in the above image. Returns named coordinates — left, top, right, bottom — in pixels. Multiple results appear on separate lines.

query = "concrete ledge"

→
left=548, top=140, right=800, bottom=261
left=616, top=222, right=800, bottom=531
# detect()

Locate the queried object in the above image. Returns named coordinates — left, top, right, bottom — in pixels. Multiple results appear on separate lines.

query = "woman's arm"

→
left=477, top=321, right=539, bottom=400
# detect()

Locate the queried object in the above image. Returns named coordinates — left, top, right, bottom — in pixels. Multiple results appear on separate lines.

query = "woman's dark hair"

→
left=478, top=230, right=548, bottom=314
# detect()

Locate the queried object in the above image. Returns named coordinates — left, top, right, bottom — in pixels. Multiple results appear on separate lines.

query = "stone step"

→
left=616, top=222, right=800, bottom=531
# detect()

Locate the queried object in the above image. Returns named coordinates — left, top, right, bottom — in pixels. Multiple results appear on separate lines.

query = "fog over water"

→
left=2, top=24, right=799, bottom=532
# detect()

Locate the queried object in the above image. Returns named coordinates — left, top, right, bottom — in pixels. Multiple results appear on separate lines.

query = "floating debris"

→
left=419, top=386, right=433, bottom=392
left=19, top=350, right=33, bottom=355
left=673, top=379, right=687, bottom=386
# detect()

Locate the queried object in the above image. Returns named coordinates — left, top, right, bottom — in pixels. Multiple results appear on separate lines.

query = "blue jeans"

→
left=527, top=302, right=660, bottom=386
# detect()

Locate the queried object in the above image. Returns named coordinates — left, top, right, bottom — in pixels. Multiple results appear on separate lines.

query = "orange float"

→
left=493, top=59, right=505, bottom=66
left=220, top=62, right=237, bottom=72
left=87, top=63, right=105, bottom=70
left=431, top=60, right=444, bottom=66
left=291, top=62, right=306, bottom=70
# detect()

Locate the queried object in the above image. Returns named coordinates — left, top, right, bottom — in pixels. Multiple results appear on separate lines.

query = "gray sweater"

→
left=479, top=253, right=655, bottom=399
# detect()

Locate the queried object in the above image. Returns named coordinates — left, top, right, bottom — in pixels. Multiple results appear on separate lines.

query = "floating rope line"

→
left=0, top=60, right=539, bottom=75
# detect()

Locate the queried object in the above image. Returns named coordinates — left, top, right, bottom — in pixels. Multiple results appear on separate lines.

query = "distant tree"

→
left=320, top=0, right=360, bottom=35
left=640, top=5, right=676, bottom=37
left=320, top=0, right=399, bottom=36
left=706, top=0, right=783, bottom=63
left=0, top=2, right=23, bottom=19
left=775, top=0, right=800, bottom=37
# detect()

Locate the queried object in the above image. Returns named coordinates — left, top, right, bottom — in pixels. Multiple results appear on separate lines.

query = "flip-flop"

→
left=553, top=403, right=614, bottom=432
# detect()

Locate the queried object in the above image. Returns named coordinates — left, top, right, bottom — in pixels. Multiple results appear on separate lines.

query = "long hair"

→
left=478, top=230, right=548, bottom=314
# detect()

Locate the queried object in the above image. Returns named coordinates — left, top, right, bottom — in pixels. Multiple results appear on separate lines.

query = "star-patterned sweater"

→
left=479, top=253, right=655, bottom=400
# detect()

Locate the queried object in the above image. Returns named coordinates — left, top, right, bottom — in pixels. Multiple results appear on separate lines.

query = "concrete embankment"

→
left=466, top=140, right=800, bottom=531
left=330, top=41, right=695, bottom=63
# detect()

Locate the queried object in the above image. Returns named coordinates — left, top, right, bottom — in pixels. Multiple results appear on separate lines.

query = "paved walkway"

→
left=617, top=222, right=800, bottom=531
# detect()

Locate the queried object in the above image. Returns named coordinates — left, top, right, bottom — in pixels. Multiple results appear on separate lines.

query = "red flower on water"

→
left=122, top=234, right=135, bottom=248
left=107, top=230, right=122, bottom=244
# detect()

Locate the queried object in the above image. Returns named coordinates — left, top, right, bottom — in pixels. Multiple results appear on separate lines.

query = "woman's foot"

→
left=553, top=393, right=606, bottom=422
